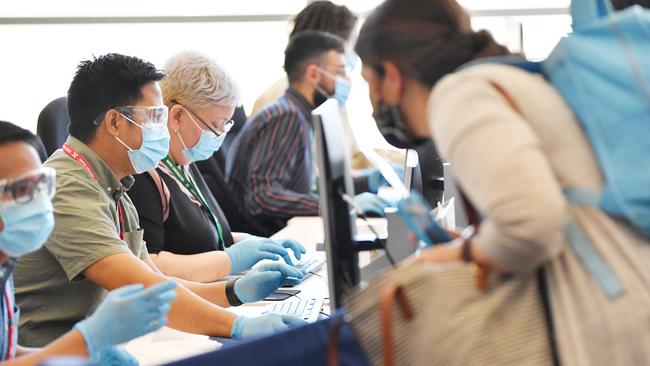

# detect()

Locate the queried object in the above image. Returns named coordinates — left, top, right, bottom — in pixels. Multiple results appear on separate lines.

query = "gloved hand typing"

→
left=74, top=282, right=177, bottom=360
left=91, top=346, right=139, bottom=366
left=234, top=262, right=304, bottom=303
left=353, top=192, right=394, bottom=217
left=225, top=236, right=306, bottom=274
left=230, top=313, right=308, bottom=340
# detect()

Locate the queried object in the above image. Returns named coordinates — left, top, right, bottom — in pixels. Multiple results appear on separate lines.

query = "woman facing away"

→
left=354, top=0, right=650, bottom=364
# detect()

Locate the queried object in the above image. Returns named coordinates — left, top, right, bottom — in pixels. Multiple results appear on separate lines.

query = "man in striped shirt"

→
left=226, top=31, right=391, bottom=236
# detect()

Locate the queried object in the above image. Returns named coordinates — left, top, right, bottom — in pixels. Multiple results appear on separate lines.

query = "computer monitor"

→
left=442, top=162, right=469, bottom=228
left=413, top=140, right=444, bottom=206
left=312, top=99, right=359, bottom=309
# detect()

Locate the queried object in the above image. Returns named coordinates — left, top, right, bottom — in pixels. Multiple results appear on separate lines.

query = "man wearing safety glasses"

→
left=0, top=120, right=177, bottom=365
left=14, top=53, right=305, bottom=350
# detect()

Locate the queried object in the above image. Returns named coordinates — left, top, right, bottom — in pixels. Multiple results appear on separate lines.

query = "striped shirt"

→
left=226, top=88, right=319, bottom=236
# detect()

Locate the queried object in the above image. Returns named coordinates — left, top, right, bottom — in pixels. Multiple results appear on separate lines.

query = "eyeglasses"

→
left=180, top=105, right=233, bottom=137
left=318, top=65, right=349, bottom=79
left=0, top=167, right=56, bottom=205
left=92, top=105, right=169, bottom=128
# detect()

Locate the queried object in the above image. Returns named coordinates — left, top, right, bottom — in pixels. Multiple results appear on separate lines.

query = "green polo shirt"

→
left=14, top=136, right=149, bottom=347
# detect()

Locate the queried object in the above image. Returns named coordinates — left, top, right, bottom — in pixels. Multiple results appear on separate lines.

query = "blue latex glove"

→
left=226, top=236, right=306, bottom=274
left=90, top=346, right=139, bottom=366
left=74, top=282, right=177, bottom=359
left=396, top=192, right=452, bottom=247
left=278, top=239, right=306, bottom=263
left=234, top=262, right=305, bottom=303
left=362, top=165, right=405, bottom=193
left=353, top=192, right=393, bottom=217
left=230, top=313, right=308, bottom=340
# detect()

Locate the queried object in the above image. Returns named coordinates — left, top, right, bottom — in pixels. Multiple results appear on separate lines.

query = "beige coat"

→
left=429, top=64, right=650, bottom=365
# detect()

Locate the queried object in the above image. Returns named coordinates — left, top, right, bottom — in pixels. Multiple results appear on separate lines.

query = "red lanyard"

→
left=4, top=287, right=13, bottom=360
left=62, top=143, right=124, bottom=240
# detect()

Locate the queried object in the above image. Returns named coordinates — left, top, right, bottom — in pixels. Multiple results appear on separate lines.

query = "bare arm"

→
left=14, top=346, right=39, bottom=358
left=231, top=232, right=249, bottom=242
left=140, top=256, right=230, bottom=307
left=149, top=250, right=231, bottom=283
left=83, top=253, right=236, bottom=337
left=2, top=330, right=87, bottom=366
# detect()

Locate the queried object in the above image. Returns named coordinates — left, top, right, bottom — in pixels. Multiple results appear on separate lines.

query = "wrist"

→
left=217, top=251, right=233, bottom=275
left=224, top=248, right=239, bottom=275
left=74, top=321, right=98, bottom=358
left=232, top=233, right=252, bottom=243
left=226, top=279, right=243, bottom=306
left=230, top=316, right=246, bottom=339
left=460, top=226, right=477, bottom=263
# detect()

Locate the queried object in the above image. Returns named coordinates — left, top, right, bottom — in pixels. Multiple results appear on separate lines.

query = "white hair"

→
left=161, top=51, right=241, bottom=110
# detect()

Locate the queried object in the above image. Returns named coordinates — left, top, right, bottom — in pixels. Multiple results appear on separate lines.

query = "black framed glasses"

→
left=179, top=104, right=233, bottom=137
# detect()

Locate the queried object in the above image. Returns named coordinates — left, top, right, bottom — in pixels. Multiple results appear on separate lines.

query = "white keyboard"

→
left=295, top=256, right=325, bottom=278
left=262, top=297, right=325, bottom=323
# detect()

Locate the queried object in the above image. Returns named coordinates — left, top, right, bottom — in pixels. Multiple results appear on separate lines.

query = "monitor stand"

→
left=360, top=209, right=419, bottom=281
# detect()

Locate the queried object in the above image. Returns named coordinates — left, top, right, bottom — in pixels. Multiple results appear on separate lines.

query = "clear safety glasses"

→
left=93, top=105, right=169, bottom=129
left=0, top=167, right=56, bottom=206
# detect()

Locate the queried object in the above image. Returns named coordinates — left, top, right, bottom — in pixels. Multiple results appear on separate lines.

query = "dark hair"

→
left=0, top=121, right=48, bottom=162
left=355, top=0, right=510, bottom=88
left=284, top=30, right=345, bottom=83
left=291, top=1, right=358, bottom=41
left=612, top=0, right=650, bottom=9
left=67, top=53, right=165, bottom=143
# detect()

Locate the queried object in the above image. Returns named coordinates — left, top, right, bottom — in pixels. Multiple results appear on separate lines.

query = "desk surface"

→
left=126, top=216, right=386, bottom=365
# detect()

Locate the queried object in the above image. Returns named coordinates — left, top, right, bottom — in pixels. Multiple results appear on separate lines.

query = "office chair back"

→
left=37, top=97, right=70, bottom=156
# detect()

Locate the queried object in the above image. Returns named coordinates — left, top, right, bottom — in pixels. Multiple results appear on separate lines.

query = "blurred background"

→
left=0, top=0, right=572, bottom=146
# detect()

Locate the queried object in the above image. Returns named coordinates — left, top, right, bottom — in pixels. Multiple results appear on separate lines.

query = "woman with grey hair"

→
left=129, top=51, right=307, bottom=307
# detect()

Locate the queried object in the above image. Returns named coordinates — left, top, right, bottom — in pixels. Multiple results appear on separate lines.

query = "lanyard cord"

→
left=3, top=287, right=13, bottom=360
left=63, top=143, right=124, bottom=240
left=161, top=157, right=224, bottom=244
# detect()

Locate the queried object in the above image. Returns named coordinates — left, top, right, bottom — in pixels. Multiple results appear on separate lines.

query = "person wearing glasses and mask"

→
left=128, top=52, right=307, bottom=300
left=0, top=120, right=178, bottom=365
left=14, top=53, right=306, bottom=349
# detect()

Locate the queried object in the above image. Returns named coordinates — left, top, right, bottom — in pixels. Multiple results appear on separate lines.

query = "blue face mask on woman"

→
left=178, top=108, right=226, bottom=162
left=115, top=111, right=170, bottom=174
left=0, top=168, right=56, bottom=258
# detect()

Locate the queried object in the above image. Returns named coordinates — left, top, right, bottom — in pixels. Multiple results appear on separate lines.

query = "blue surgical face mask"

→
left=116, top=114, right=170, bottom=174
left=178, top=109, right=226, bottom=162
left=333, top=75, right=352, bottom=106
left=316, top=68, right=352, bottom=107
left=0, top=191, right=55, bottom=257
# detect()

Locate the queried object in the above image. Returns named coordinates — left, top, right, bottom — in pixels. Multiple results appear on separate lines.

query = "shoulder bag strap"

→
left=148, top=169, right=170, bottom=222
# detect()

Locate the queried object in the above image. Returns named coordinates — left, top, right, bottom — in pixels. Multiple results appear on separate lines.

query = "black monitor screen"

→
left=312, top=99, right=359, bottom=309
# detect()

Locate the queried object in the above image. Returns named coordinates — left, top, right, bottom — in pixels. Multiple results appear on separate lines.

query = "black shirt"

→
left=130, top=163, right=233, bottom=255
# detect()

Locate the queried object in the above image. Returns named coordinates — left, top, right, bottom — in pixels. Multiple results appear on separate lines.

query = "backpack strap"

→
left=148, top=169, right=170, bottom=222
